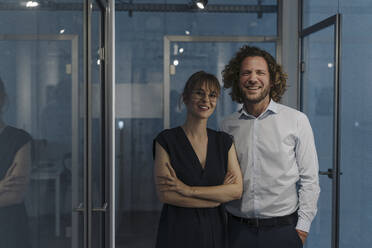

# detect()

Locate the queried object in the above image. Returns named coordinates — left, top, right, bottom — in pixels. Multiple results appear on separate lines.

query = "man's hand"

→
left=296, top=229, right=308, bottom=244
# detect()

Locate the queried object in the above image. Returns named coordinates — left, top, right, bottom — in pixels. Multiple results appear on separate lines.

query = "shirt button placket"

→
left=252, top=118, right=259, bottom=216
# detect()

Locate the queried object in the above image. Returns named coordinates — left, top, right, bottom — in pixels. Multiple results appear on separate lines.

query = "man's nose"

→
left=248, top=72, right=258, bottom=83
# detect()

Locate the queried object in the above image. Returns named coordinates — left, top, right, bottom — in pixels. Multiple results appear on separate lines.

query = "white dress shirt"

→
left=220, top=100, right=320, bottom=232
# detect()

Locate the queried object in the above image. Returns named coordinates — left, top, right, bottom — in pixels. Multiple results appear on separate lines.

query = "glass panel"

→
left=339, top=1, right=372, bottom=247
left=115, top=10, right=276, bottom=40
left=0, top=2, right=84, bottom=248
left=169, top=41, right=276, bottom=129
left=301, top=25, right=335, bottom=248
left=114, top=41, right=276, bottom=248
left=302, top=0, right=339, bottom=29
left=114, top=2, right=278, bottom=247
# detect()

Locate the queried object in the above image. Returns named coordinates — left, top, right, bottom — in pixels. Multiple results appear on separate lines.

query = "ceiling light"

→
left=196, top=0, right=208, bottom=9
left=26, top=1, right=39, bottom=7
left=185, top=30, right=190, bottom=35
left=173, top=59, right=179, bottom=66
left=59, top=29, right=65, bottom=34
left=179, top=48, right=184, bottom=54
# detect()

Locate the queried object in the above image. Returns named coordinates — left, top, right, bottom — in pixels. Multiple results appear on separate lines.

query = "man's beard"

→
left=241, top=85, right=270, bottom=104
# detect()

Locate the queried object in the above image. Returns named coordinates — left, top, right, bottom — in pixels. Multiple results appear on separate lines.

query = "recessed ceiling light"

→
left=196, top=0, right=208, bottom=9
left=26, top=1, right=39, bottom=8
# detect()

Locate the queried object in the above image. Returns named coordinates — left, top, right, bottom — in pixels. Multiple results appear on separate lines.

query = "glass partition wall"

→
left=301, top=0, right=372, bottom=247
left=299, top=14, right=341, bottom=248
left=114, top=1, right=279, bottom=247
left=0, top=1, right=280, bottom=248
left=0, top=1, right=115, bottom=248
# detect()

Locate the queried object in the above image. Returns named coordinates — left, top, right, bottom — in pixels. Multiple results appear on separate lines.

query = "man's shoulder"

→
left=275, top=102, right=308, bottom=120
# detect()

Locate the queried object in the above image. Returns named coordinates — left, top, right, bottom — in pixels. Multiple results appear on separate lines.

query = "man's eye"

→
left=209, top=93, right=217, bottom=98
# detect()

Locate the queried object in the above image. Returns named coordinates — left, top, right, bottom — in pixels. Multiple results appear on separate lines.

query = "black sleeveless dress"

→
left=0, top=126, right=32, bottom=248
left=153, top=127, right=232, bottom=248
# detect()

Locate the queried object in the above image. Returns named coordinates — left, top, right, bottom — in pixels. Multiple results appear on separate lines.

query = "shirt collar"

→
left=239, top=99, right=278, bottom=119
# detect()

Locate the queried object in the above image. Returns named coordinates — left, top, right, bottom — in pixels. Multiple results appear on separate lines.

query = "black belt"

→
left=229, top=212, right=298, bottom=228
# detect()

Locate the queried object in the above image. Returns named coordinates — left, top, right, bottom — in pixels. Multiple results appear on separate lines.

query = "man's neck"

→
left=243, top=98, right=271, bottom=117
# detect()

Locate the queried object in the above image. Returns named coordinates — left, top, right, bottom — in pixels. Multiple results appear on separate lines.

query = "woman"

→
left=153, top=71, right=243, bottom=248
left=0, top=78, right=32, bottom=248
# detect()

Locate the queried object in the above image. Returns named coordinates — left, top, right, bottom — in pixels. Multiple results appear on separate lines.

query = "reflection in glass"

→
left=0, top=1, right=84, bottom=247
left=0, top=78, right=32, bottom=248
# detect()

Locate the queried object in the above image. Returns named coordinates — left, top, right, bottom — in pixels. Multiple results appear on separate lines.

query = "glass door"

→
left=77, top=1, right=114, bottom=248
left=299, top=14, right=341, bottom=248
left=0, top=1, right=114, bottom=248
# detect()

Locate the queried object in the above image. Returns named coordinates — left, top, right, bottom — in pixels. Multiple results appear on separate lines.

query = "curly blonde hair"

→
left=222, top=45, right=287, bottom=103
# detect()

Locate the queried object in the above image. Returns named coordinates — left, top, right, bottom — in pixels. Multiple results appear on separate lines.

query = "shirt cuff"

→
left=296, top=217, right=311, bottom=233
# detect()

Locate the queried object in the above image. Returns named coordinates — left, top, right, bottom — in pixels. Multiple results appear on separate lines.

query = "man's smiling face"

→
left=239, top=56, right=271, bottom=105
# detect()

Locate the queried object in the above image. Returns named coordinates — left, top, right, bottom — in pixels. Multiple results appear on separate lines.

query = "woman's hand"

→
left=157, top=162, right=192, bottom=197
left=223, top=171, right=236, bottom=185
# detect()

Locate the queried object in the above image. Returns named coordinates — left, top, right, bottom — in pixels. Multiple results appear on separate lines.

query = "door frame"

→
left=83, top=0, right=115, bottom=248
left=163, top=35, right=280, bottom=129
left=298, top=10, right=342, bottom=248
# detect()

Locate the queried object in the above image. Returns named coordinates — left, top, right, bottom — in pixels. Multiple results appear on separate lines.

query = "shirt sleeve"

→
left=295, top=113, right=321, bottom=232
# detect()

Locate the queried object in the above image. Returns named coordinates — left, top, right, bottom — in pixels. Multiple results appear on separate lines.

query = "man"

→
left=220, top=46, right=320, bottom=248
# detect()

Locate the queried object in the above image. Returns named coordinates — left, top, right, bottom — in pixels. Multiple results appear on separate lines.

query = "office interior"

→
left=0, top=0, right=371, bottom=248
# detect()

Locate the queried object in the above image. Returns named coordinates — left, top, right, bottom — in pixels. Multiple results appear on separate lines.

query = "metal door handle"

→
left=74, top=202, right=84, bottom=212
left=319, top=168, right=343, bottom=179
left=93, top=202, right=108, bottom=212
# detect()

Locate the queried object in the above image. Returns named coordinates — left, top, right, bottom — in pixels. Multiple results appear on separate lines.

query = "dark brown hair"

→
left=181, top=71, right=221, bottom=104
left=222, top=45, right=287, bottom=103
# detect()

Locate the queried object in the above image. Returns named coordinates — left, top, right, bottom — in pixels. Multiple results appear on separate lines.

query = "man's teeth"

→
left=199, top=105, right=209, bottom=109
